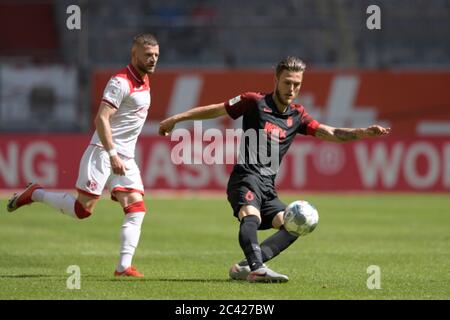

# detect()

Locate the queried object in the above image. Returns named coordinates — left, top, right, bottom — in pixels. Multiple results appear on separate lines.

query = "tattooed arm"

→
left=315, top=124, right=391, bottom=142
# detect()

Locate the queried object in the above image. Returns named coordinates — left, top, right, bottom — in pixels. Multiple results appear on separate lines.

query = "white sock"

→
left=117, top=212, right=145, bottom=272
left=32, top=189, right=77, bottom=218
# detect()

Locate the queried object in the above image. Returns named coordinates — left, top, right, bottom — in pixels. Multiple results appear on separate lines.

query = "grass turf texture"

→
left=0, top=194, right=449, bottom=299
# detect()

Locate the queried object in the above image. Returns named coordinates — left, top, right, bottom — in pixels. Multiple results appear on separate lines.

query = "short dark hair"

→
left=275, top=56, right=306, bottom=78
left=132, top=33, right=159, bottom=47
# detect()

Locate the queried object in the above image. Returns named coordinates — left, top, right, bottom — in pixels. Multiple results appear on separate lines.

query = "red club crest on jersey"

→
left=245, top=191, right=254, bottom=201
left=286, top=116, right=293, bottom=127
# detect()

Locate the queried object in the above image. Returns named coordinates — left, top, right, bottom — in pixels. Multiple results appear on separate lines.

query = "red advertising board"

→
left=1, top=135, right=449, bottom=192
left=1, top=70, right=448, bottom=192
left=92, top=70, right=450, bottom=137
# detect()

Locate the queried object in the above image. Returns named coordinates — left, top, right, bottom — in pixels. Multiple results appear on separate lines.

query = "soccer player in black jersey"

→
left=159, top=57, right=390, bottom=282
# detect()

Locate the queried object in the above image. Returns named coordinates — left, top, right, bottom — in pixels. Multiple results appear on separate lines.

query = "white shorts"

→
left=75, top=145, right=144, bottom=200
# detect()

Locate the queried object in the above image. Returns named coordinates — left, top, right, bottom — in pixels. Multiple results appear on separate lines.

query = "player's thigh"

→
left=107, top=158, right=144, bottom=207
left=227, top=174, right=263, bottom=223
left=75, top=145, right=110, bottom=198
left=238, top=205, right=262, bottom=223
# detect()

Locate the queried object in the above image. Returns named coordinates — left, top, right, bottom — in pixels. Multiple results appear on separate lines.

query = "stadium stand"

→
left=52, top=0, right=450, bottom=68
left=0, top=0, right=449, bottom=133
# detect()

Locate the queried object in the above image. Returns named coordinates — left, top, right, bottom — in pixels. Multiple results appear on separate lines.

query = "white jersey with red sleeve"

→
left=90, top=64, right=151, bottom=158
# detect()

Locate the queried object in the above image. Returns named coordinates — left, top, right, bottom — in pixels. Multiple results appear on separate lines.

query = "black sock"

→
left=260, top=225, right=299, bottom=263
left=238, top=215, right=263, bottom=271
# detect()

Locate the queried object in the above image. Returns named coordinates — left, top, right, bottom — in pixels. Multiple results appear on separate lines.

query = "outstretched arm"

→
left=315, top=124, right=391, bottom=142
left=159, top=103, right=227, bottom=136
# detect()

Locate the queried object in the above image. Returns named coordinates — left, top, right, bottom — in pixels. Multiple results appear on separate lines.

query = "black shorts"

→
left=226, top=170, right=287, bottom=230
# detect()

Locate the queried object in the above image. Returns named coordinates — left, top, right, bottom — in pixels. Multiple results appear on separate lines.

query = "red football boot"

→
left=114, top=265, right=144, bottom=278
left=7, top=183, right=43, bottom=213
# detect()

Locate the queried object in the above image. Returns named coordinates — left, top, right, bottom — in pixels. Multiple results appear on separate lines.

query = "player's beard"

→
left=137, top=61, right=154, bottom=75
left=275, top=88, right=289, bottom=107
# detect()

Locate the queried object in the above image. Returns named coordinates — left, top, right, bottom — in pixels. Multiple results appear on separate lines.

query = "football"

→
left=283, top=200, right=319, bottom=236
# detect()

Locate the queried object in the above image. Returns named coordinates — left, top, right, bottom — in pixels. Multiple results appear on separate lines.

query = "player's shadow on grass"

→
left=104, top=278, right=231, bottom=283
left=0, top=274, right=56, bottom=279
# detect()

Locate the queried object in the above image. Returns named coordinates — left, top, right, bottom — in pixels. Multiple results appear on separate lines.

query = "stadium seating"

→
left=50, top=0, right=450, bottom=68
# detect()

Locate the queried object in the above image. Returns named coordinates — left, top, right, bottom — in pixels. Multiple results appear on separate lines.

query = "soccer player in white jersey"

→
left=7, top=33, right=159, bottom=278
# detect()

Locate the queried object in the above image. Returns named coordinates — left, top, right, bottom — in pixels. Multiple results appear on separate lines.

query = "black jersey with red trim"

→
left=225, top=92, right=320, bottom=178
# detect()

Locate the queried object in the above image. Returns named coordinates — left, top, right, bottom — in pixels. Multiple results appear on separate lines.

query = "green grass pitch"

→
left=0, top=193, right=449, bottom=299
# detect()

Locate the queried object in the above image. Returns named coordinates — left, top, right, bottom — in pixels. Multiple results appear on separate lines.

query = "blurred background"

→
left=1, top=0, right=449, bottom=192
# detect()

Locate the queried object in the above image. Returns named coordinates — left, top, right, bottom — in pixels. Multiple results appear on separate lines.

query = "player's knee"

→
left=238, top=205, right=261, bottom=222
left=123, top=200, right=146, bottom=215
left=76, top=193, right=98, bottom=213
left=114, top=191, right=143, bottom=208
left=74, top=200, right=92, bottom=219
left=272, top=211, right=285, bottom=229
left=240, top=215, right=261, bottom=228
